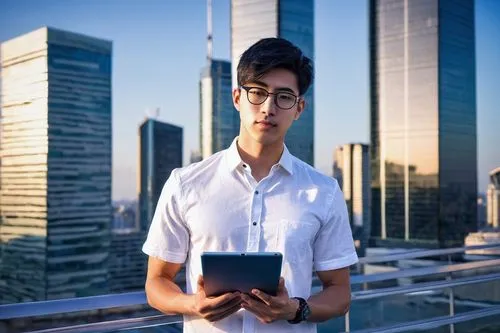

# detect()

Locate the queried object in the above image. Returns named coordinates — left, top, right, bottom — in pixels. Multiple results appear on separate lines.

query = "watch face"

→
left=302, top=304, right=312, bottom=321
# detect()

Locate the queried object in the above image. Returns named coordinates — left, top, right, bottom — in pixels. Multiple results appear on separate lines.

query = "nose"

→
left=260, top=95, right=277, bottom=116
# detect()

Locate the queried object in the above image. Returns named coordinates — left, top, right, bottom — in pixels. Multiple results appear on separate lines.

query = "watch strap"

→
left=288, top=297, right=307, bottom=324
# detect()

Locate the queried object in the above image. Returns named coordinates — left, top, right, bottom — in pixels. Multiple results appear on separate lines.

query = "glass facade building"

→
left=113, top=204, right=137, bottom=231
left=333, top=144, right=371, bottom=257
left=138, top=119, right=182, bottom=231
left=108, top=230, right=147, bottom=293
left=231, top=0, right=314, bottom=166
left=487, top=168, right=500, bottom=229
left=200, top=60, right=238, bottom=159
left=370, top=0, right=477, bottom=248
left=0, top=27, right=112, bottom=303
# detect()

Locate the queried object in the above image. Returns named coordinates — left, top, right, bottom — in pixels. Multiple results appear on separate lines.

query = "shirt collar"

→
left=226, top=137, right=294, bottom=175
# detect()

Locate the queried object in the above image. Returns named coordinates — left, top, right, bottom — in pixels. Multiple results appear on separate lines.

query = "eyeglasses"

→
left=240, top=86, right=299, bottom=110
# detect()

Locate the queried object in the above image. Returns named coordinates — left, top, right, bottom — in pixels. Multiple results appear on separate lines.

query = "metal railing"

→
left=1, top=242, right=500, bottom=333
left=348, top=305, right=500, bottom=333
left=25, top=315, right=182, bottom=333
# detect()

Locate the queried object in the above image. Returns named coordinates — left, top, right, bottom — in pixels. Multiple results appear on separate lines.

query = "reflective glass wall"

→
left=333, top=144, right=371, bottom=257
left=370, top=0, right=476, bottom=247
left=139, top=119, right=182, bottom=231
left=279, top=0, right=314, bottom=166
left=46, top=28, right=112, bottom=300
left=438, top=0, right=477, bottom=246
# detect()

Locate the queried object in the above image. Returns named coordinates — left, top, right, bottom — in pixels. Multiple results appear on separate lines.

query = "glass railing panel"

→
left=101, top=320, right=183, bottom=333
left=452, top=315, right=500, bottom=333
left=2, top=305, right=166, bottom=333
left=450, top=267, right=500, bottom=316
left=316, top=265, right=500, bottom=333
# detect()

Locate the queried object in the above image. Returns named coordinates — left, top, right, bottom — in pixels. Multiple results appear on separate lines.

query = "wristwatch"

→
left=287, top=297, right=311, bottom=324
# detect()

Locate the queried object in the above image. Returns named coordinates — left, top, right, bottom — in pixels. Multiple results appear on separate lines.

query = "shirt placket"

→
left=242, top=165, right=265, bottom=333
left=245, top=166, right=263, bottom=252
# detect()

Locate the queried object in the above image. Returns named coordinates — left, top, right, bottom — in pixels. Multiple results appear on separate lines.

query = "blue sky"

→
left=1, top=0, right=499, bottom=200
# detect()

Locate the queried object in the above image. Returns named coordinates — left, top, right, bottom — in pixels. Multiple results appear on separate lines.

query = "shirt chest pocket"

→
left=277, top=219, right=317, bottom=264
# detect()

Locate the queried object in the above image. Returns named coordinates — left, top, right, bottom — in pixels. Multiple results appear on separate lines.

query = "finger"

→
left=207, top=303, right=241, bottom=322
left=217, top=293, right=242, bottom=310
left=241, top=300, right=262, bottom=316
left=241, top=302, right=271, bottom=324
left=241, top=293, right=268, bottom=313
left=208, top=291, right=241, bottom=308
left=241, top=303, right=259, bottom=316
left=207, top=299, right=242, bottom=322
left=251, top=289, right=273, bottom=306
left=208, top=305, right=241, bottom=322
left=199, top=292, right=240, bottom=315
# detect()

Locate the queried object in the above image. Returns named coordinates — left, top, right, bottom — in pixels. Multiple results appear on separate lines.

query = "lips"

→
left=255, top=120, right=277, bottom=127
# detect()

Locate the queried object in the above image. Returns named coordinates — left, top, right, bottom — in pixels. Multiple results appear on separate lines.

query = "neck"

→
left=236, top=136, right=284, bottom=182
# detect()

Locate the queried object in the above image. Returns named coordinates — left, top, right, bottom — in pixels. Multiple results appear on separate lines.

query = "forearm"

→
left=307, top=284, right=351, bottom=322
left=145, top=276, right=197, bottom=316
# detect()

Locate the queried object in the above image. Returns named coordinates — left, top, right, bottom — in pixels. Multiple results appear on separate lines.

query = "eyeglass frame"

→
left=239, top=85, right=301, bottom=110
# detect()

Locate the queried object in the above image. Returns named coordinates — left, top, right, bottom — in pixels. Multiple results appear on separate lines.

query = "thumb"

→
left=197, top=275, right=204, bottom=292
left=278, top=277, right=286, bottom=291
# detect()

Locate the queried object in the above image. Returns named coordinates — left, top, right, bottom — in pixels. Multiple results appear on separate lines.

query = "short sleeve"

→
left=313, top=183, right=359, bottom=271
left=142, top=169, right=189, bottom=264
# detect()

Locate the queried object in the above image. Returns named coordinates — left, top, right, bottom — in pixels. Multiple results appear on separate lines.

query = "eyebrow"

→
left=250, top=80, right=297, bottom=95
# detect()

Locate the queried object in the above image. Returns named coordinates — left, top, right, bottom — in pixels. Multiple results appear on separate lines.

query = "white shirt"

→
left=142, top=138, right=358, bottom=333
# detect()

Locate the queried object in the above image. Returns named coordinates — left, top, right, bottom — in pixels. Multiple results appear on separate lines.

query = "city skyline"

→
left=1, top=0, right=499, bottom=200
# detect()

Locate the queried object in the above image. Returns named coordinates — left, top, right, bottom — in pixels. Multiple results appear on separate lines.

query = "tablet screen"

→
left=201, top=252, right=283, bottom=297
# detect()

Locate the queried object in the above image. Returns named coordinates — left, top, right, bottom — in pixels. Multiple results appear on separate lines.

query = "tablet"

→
left=201, top=252, right=283, bottom=297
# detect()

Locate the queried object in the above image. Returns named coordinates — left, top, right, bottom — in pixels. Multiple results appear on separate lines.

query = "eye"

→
left=278, top=93, right=294, bottom=101
left=250, top=88, right=267, bottom=97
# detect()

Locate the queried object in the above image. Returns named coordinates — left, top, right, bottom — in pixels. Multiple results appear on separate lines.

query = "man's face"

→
left=232, top=68, right=305, bottom=147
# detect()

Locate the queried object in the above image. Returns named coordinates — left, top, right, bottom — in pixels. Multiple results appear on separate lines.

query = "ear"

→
left=294, top=98, right=306, bottom=120
left=232, top=87, right=241, bottom=112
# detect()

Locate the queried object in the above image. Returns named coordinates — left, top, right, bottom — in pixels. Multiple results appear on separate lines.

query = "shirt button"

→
left=255, top=190, right=259, bottom=195
left=252, top=221, right=257, bottom=226
left=242, top=164, right=247, bottom=168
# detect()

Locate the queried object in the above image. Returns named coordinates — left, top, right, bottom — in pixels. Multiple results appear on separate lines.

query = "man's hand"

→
left=240, top=277, right=299, bottom=324
left=191, top=275, right=242, bottom=322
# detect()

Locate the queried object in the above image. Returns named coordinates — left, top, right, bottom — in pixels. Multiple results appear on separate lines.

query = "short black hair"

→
left=237, top=38, right=313, bottom=96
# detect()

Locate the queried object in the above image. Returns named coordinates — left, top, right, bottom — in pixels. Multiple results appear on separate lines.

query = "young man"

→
left=142, top=38, right=358, bottom=333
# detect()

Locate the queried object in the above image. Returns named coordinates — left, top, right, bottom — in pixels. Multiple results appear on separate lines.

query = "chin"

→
left=252, top=133, right=281, bottom=146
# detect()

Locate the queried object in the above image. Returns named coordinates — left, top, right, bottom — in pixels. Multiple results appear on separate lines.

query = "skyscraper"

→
left=113, top=203, right=137, bottom=231
left=200, top=60, right=238, bottom=158
left=370, top=0, right=477, bottom=248
left=190, top=150, right=203, bottom=164
left=487, top=168, right=500, bottom=229
left=477, top=195, right=487, bottom=230
left=108, top=229, right=147, bottom=293
left=333, top=144, right=371, bottom=256
left=200, top=0, right=239, bottom=159
left=0, top=27, right=112, bottom=303
left=231, top=0, right=314, bottom=166
left=138, top=118, right=182, bottom=231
